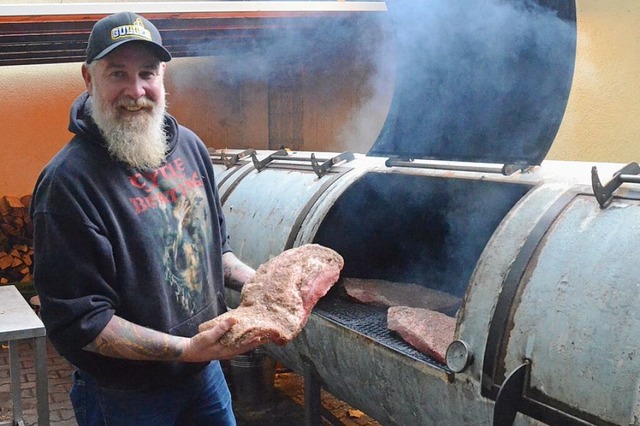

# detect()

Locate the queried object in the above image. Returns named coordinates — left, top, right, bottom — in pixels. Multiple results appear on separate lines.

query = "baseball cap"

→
left=86, top=11, right=172, bottom=64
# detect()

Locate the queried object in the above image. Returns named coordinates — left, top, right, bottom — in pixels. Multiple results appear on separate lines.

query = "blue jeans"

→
left=70, top=361, right=236, bottom=426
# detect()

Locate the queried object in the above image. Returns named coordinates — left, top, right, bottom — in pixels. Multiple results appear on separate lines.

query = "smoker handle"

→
left=250, top=148, right=290, bottom=171
left=310, top=152, right=354, bottom=178
left=493, top=361, right=530, bottom=426
left=591, top=162, right=640, bottom=208
left=250, top=149, right=354, bottom=177
left=222, top=148, right=256, bottom=168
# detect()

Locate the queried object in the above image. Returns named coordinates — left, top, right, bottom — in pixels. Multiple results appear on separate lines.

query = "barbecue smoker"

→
left=211, top=1, right=640, bottom=425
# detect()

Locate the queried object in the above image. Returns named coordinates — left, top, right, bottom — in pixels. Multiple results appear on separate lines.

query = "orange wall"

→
left=0, top=52, right=387, bottom=196
left=0, top=58, right=272, bottom=196
left=0, top=63, right=82, bottom=196
left=165, top=57, right=270, bottom=152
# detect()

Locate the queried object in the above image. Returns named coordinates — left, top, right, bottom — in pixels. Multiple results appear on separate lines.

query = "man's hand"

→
left=84, top=314, right=263, bottom=362
left=179, top=317, right=265, bottom=362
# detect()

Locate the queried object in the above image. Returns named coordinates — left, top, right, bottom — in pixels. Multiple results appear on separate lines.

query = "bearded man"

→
left=30, top=12, right=261, bottom=426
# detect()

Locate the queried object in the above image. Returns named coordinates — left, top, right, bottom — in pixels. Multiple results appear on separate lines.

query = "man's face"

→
left=82, top=42, right=168, bottom=170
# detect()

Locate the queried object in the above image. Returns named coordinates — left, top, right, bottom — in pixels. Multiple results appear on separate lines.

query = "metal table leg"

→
left=9, top=341, right=23, bottom=426
left=35, top=336, right=50, bottom=425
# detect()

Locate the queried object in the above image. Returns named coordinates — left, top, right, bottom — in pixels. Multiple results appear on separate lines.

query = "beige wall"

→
left=549, top=1, right=640, bottom=163
left=1, top=0, right=640, bottom=197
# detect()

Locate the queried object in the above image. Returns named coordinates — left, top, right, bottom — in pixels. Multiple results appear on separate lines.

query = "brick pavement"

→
left=0, top=339, right=76, bottom=426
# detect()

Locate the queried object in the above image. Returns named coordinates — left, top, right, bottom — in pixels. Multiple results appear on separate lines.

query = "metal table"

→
left=0, top=285, right=49, bottom=426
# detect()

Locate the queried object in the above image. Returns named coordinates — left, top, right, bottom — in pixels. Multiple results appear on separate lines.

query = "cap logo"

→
left=110, top=18, right=152, bottom=42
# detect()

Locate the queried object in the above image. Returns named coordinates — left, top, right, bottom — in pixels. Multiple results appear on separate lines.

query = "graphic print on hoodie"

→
left=128, top=158, right=212, bottom=315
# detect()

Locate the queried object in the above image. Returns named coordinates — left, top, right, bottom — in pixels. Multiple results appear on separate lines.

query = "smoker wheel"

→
left=314, top=297, right=446, bottom=369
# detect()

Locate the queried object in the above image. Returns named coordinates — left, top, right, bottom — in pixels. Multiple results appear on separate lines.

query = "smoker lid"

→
left=368, top=0, right=576, bottom=166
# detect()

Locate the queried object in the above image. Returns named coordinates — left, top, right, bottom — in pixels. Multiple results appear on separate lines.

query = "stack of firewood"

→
left=0, top=195, right=33, bottom=285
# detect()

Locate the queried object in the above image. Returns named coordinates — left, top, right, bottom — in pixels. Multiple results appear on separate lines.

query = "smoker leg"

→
left=302, top=361, right=344, bottom=426
left=320, top=406, right=343, bottom=426
left=303, top=362, right=323, bottom=426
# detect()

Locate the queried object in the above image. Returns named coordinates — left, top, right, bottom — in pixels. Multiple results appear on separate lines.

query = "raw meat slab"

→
left=199, top=244, right=344, bottom=348
left=387, top=306, right=456, bottom=364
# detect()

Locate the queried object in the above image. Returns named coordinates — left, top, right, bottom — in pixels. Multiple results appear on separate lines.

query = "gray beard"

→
left=89, top=95, right=168, bottom=170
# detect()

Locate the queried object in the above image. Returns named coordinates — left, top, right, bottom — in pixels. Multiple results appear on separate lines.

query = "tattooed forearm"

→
left=222, top=252, right=255, bottom=290
left=84, top=315, right=186, bottom=361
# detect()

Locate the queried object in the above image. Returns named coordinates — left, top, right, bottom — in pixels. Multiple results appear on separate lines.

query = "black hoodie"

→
left=31, top=92, right=230, bottom=388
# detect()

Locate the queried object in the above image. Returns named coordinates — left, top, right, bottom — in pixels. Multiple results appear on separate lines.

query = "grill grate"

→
left=314, top=297, right=447, bottom=370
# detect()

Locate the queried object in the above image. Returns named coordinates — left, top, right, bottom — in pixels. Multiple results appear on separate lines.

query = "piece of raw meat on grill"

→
left=199, top=244, right=344, bottom=348
left=386, top=306, right=456, bottom=364
left=342, top=277, right=461, bottom=315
